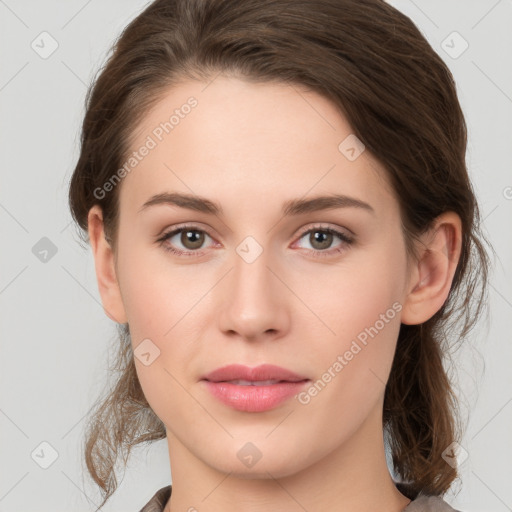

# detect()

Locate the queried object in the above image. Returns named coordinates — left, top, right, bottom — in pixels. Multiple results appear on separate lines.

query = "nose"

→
left=217, top=247, right=290, bottom=343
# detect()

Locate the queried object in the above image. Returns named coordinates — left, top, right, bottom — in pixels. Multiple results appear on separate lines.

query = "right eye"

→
left=157, top=225, right=217, bottom=256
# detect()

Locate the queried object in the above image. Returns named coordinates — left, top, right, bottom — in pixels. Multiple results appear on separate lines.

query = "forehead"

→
left=119, top=76, right=396, bottom=217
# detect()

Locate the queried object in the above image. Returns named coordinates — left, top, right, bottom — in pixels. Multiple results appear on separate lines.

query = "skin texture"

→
left=87, top=76, right=462, bottom=512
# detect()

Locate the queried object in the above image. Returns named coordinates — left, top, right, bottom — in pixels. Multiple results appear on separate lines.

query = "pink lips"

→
left=201, top=364, right=310, bottom=412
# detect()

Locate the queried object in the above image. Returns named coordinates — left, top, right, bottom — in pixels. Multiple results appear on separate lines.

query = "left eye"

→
left=295, top=227, right=353, bottom=253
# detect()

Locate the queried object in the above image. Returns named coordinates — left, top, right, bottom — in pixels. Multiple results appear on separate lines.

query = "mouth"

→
left=200, top=364, right=310, bottom=412
left=213, top=379, right=304, bottom=386
left=201, top=363, right=308, bottom=383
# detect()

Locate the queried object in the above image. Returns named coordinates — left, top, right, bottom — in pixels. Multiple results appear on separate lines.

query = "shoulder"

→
left=404, top=493, right=462, bottom=511
left=138, top=485, right=172, bottom=512
left=137, top=484, right=463, bottom=512
left=395, top=482, right=461, bottom=512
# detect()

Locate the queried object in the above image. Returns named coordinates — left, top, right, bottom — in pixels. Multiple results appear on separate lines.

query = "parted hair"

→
left=67, top=0, right=491, bottom=508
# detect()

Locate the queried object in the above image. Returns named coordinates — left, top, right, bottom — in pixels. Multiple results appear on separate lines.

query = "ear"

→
left=87, top=205, right=128, bottom=324
left=401, top=211, right=462, bottom=325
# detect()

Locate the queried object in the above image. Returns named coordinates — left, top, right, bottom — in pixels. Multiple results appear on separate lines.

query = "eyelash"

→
left=156, top=223, right=354, bottom=259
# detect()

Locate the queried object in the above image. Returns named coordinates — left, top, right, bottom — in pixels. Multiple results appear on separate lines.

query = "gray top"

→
left=404, top=494, right=461, bottom=511
left=138, top=485, right=461, bottom=512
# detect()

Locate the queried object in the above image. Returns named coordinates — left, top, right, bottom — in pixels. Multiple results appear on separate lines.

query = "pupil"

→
left=183, top=230, right=204, bottom=249
left=312, top=231, right=332, bottom=250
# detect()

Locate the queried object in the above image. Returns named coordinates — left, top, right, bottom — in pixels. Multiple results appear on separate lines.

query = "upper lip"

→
left=202, top=364, right=309, bottom=383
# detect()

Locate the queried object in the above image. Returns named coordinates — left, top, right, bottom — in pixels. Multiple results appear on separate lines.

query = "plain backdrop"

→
left=0, top=1, right=511, bottom=511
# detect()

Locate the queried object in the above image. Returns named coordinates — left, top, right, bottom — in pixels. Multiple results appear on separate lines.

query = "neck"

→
left=164, top=403, right=411, bottom=512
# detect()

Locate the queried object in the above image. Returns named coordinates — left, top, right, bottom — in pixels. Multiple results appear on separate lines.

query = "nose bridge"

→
left=233, top=243, right=272, bottom=300
left=218, top=238, right=289, bottom=339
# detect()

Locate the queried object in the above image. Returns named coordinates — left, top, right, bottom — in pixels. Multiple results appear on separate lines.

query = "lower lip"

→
left=202, top=380, right=309, bottom=412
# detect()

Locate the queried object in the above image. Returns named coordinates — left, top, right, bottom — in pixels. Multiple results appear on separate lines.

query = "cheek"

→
left=299, top=276, right=403, bottom=439
left=116, top=245, right=215, bottom=410
left=309, top=239, right=407, bottom=390
left=120, top=257, right=205, bottom=422
left=115, top=237, right=201, bottom=339
left=311, top=240, right=406, bottom=341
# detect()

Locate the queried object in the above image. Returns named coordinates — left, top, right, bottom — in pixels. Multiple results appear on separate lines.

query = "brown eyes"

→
left=157, top=224, right=354, bottom=259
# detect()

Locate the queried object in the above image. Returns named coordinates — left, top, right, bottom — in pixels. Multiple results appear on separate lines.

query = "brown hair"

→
left=68, top=0, right=492, bottom=508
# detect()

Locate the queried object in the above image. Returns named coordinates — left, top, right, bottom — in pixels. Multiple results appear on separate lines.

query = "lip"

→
left=202, top=363, right=308, bottom=383
left=201, top=364, right=310, bottom=412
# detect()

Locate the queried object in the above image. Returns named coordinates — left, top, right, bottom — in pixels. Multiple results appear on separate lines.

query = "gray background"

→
left=0, top=1, right=511, bottom=511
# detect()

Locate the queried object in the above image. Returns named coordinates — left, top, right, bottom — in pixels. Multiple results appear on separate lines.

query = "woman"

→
left=68, top=1, right=491, bottom=511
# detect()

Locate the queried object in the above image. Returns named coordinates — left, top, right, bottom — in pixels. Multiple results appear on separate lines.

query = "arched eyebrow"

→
left=138, top=192, right=375, bottom=216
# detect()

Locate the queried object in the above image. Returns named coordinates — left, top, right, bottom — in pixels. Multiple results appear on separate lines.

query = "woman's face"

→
left=108, top=76, right=414, bottom=477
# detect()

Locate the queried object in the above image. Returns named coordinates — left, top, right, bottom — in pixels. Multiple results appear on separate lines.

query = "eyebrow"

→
left=138, top=192, right=375, bottom=216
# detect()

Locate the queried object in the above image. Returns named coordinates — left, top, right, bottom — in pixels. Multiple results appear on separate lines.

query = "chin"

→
left=204, top=444, right=309, bottom=480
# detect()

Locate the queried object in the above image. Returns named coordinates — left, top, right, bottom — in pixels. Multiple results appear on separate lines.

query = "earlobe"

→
left=87, top=205, right=128, bottom=324
left=401, top=212, right=462, bottom=325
